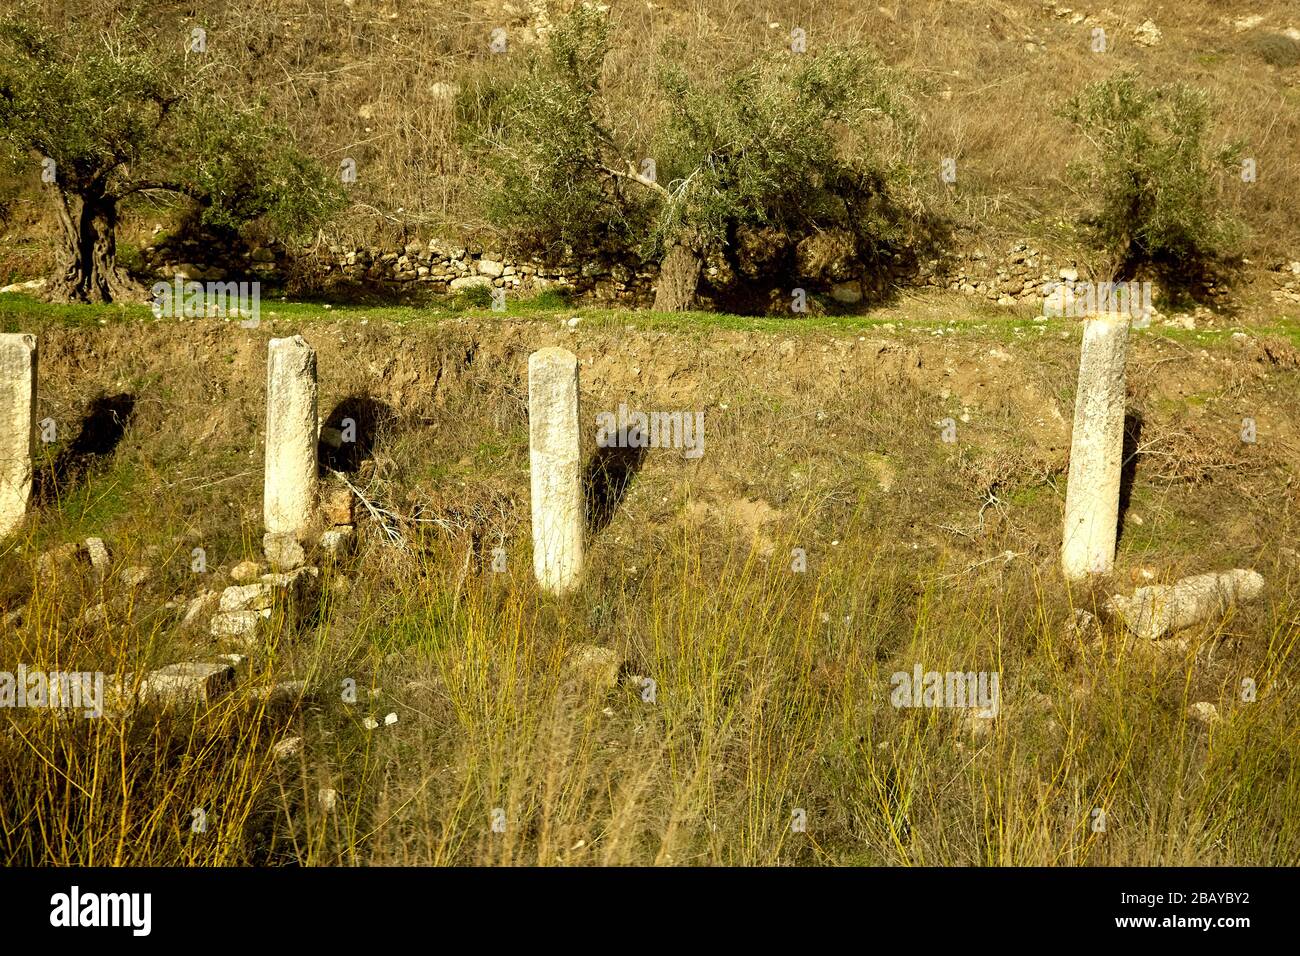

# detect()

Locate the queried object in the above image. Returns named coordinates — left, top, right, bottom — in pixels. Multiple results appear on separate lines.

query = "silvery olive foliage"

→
left=460, top=6, right=923, bottom=309
left=1062, top=72, right=1244, bottom=286
left=0, top=9, right=344, bottom=302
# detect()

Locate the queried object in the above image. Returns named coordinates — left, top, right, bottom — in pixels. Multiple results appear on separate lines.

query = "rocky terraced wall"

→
left=133, top=234, right=1300, bottom=315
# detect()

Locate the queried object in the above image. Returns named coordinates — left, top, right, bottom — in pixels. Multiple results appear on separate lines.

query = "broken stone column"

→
left=264, top=336, right=318, bottom=538
left=1107, top=569, right=1265, bottom=640
left=1061, top=314, right=1129, bottom=580
left=528, top=347, right=583, bottom=594
left=0, top=333, right=36, bottom=538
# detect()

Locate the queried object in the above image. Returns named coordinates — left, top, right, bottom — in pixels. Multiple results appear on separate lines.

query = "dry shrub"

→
left=1132, top=421, right=1250, bottom=484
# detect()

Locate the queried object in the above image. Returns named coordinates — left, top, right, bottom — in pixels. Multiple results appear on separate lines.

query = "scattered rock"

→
left=139, top=661, right=237, bottom=707
left=260, top=566, right=321, bottom=606
left=36, top=542, right=83, bottom=582
left=318, top=788, right=339, bottom=812
left=83, top=537, right=111, bottom=582
left=272, top=736, right=303, bottom=759
left=1132, top=19, right=1162, bottom=47
left=180, top=590, right=220, bottom=630
left=320, top=487, right=354, bottom=526
left=565, top=643, right=621, bottom=689
left=230, top=560, right=264, bottom=583
left=1068, top=608, right=1099, bottom=640
left=449, top=274, right=493, bottom=293
left=217, top=567, right=319, bottom=631
left=210, top=608, right=272, bottom=642
left=319, top=526, right=356, bottom=558
left=220, top=583, right=275, bottom=614
left=1106, top=569, right=1265, bottom=640
left=263, top=531, right=306, bottom=571
left=0, top=277, right=47, bottom=295
left=118, top=566, right=151, bottom=589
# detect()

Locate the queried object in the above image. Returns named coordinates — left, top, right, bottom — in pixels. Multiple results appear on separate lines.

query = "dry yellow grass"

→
left=1, top=0, right=1297, bottom=867
left=5, top=0, right=1298, bottom=272
left=0, top=294, right=1296, bottom=865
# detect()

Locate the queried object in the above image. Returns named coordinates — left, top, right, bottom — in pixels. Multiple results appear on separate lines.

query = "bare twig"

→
left=328, top=468, right=408, bottom=549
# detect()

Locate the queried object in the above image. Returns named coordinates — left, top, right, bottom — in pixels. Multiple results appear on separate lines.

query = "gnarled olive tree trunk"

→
left=652, top=239, right=703, bottom=312
left=49, top=187, right=144, bottom=303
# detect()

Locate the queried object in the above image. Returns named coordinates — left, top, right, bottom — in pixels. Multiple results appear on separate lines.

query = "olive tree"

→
left=0, top=13, right=343, bottom=303
left=1063, top=72, right=1244, bottom=285
left=465, top=7, right=916, bottom=311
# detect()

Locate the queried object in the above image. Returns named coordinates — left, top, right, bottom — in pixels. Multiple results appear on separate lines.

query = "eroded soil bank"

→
left=24, top=312, right=1297, bottom=571
left=2, top=308, right=1297, bottom=867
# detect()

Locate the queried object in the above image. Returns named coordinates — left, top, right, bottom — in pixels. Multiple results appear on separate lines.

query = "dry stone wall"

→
left=135, top=233, right=1300, bottom=313
left=140, top=236, right=657, bottom=305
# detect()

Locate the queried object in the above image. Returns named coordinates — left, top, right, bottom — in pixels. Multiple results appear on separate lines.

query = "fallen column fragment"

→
left=1106, top=569, right=1265, bottom=640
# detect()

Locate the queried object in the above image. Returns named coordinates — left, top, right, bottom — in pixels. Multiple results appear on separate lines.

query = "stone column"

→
left=0, top=334, right=36, bottom=538
left=528, top=347, right=583, bottom=594
left=1061, top=315, right=1130, bottom=580
left=264, top=336, right=318, bottom=537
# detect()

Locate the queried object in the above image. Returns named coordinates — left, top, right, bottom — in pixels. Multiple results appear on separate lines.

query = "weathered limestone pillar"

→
left=1061, top=314, right=1130, bottom=580
left=528, top=347, right=583, bottom=594
left=0, top=334, right=36, bottom=538
left=264, top=336, right=318, bottom=537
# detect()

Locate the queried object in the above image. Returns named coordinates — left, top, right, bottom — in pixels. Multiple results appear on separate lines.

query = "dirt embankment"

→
left=20, top=314, right=1298, bottom=591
